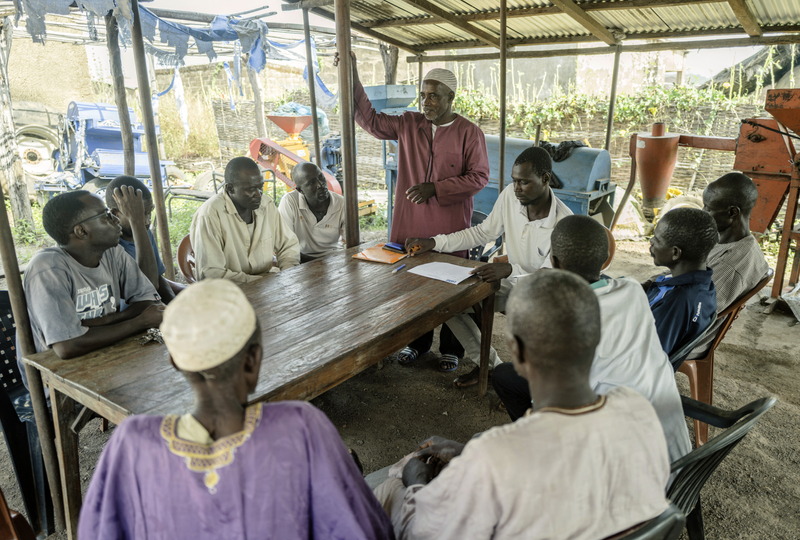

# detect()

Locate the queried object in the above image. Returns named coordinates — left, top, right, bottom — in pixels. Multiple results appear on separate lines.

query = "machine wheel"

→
left=83, top=178, right=110, bottom=198
left=166, top=165, right=187, bottom=185
left=15, top=124, right=59, bottom=198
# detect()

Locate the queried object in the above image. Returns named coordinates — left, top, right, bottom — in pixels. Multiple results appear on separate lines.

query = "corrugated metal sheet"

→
left=321, top=0, right=800, bottom=51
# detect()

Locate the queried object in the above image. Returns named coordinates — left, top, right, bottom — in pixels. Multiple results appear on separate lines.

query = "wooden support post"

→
left=498, top=0, right=507, bottom=195
left=0, top=19, right=33, bottom=229
left=303, top=9, right=322, bottom=167
left=51, top=389, right=80, bottom=540
left=605, top=44, right=621, bottom=151
left=247, top=63, right=267, bottom=139
left=334, top=0, right=360, bottom=248
left=771, top=162, right=800, bottom=299
left=105, top=14, right=135, bottom=176
left=145, top=53, right=168, bottom=161
left=0, top=191, right=65, bottom=533
left=131, top=0, right=174, bottom=279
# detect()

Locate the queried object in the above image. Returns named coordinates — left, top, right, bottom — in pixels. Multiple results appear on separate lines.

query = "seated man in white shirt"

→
left=406, top=147, right=572, bottom=386
left=493, top=215, right=691, bottom=466
left=190, top=157, right=300, bottom=284
left=372, top=270, right=671, bottom=540
left=278, top=162, right=346, bottom=262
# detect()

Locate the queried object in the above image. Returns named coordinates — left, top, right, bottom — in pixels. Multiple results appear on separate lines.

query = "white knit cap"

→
left=423, top=68, right=458, bottom=94
left=160, top=279, right=257, bottom=372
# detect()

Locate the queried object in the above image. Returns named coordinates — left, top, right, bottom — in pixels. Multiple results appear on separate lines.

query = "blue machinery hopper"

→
left=364, top=86, right=617, bottom=236
left=37, top=101, right=171, bottom=199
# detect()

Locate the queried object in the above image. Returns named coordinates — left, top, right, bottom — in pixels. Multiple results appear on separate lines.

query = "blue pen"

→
left=392, top=264, right=406, bottom=274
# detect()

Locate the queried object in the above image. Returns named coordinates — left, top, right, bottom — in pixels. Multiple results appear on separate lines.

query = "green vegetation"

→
left=360, top=202, right=388, bottom=232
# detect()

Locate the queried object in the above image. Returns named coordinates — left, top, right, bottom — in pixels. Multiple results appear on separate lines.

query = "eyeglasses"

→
left=75, top=209, right=114, bottom=226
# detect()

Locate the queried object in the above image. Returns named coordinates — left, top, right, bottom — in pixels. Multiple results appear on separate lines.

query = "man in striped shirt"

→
left=688, top=173, right=770, bottom=359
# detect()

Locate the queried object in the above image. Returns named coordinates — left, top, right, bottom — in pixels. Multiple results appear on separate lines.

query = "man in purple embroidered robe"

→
left=78, top=279, right=394, bottom=540
left=337, top=53, right=490, bottom=372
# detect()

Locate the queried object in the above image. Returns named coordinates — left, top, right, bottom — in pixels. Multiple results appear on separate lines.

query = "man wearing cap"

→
left=335, top=52, right=490, bottom=371
left=78, top=279, right=395, bottom=540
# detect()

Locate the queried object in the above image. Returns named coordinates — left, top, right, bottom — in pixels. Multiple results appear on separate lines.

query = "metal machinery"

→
left=34, top=102, right=171, bottom=201
left=249, top=115, right=342, bottom=195
left=365, top=84, right=418, bottom=234
left=371, top=84, right=617, bottom=233
left=482, top=136, right=616, bottom=225
left=612, top=88, right=800, bottom=301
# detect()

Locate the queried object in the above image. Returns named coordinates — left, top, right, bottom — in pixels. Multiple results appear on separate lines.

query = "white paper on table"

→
left=408, top=262, right=475, bottom=285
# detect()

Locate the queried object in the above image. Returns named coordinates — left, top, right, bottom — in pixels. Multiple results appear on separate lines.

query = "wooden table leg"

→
left=478, top=293, right=496, bottom=397
left=51, top=388, right=82, bottom=540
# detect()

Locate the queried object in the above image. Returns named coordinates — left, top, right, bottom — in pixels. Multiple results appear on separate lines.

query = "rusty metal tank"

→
left=636, top=122, right=680, bottom=221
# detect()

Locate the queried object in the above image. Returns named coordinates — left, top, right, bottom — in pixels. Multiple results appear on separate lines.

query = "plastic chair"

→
left=468, top=211, right=502, bottom=262
left=669, top=395, right=776, bottom=540
left=177, top=234, right=197, bottom=284
left=0, top=291, right=54, bottom=537
left=604, top=504, right=685, bottom=540
left=667, top=313, right=717, bottom=372
left=677, top=269, right=773, bottom=446
left=0, top=486, right=36, bottom=540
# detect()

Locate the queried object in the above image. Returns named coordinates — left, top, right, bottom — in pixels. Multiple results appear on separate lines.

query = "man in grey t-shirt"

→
left=19, top=191, right=163, bottom=386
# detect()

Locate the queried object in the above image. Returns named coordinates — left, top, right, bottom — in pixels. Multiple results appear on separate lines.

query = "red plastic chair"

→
left=677, top=269, right=773, bottom=446
left=177, top=234, right=196, bottom=284
left=0, top=486, right=36, bottom=540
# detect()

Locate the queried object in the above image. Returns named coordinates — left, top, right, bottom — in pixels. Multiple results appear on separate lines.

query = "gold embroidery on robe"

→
left=160, top=403, right=263, bottom=493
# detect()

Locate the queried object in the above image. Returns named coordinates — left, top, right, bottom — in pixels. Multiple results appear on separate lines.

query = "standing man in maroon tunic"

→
left=336, top=53, right=490, bottom=372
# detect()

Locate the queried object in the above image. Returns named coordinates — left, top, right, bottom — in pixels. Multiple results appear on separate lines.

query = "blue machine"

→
left=362, top=85, right=417, bottom=234
left=481, top=135, right=616, bottom=226
left=38, top=102, right=170, bottom=198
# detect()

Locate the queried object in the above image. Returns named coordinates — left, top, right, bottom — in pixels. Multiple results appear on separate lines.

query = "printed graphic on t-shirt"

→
left=76, top=285, right=116, bottom=320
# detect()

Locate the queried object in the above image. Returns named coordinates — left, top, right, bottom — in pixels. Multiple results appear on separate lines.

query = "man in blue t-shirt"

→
left=645, top=207, right=718, bottom=365
left=106, top=176, right=183, bottom=303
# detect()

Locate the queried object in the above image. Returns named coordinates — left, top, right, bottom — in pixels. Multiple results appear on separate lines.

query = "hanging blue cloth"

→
left=222, top=62, right=236, bottom=111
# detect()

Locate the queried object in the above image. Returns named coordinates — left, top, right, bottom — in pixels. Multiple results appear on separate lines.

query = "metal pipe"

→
left=498, top=0, right=507, bottom=194
left=418, top=56, right=423, bottom=111
left=303, top=9, right=322, bottom=167
left=605, top=44, right=621, bottom=151
left=334, top=0, right=360, bottom=248
left=0, top=186, right=66, bottom=530
left=105, top=14, right=135, bottom=176
left=131, top=0, right=175, bottom=280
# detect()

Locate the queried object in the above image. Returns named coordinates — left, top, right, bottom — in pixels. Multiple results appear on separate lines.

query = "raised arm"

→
left=335, top=51, right=403, bottom=141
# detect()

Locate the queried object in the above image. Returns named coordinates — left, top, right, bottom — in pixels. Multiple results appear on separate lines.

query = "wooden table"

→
left=22, top=244, right=498, bottom=539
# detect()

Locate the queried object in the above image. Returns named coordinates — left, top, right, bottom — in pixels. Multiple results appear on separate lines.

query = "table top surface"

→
left=23, top=244, right=497, bottom=422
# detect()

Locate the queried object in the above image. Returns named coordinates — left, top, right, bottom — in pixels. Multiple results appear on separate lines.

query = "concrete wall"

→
left=8, top=37, right=95, bottom=112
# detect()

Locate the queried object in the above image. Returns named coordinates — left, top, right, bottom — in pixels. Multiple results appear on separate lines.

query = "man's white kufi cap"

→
left=161, top=279, right=257, bottom=372
left=423, top=68, right=458, bottom=94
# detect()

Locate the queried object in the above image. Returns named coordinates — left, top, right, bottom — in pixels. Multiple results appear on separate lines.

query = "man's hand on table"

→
left=470, top=262, right=513, bottom=283
left=406, top=182, right=436, bottom=204
left=405, top=238, right=435, bottom=255
left=402, top=456, right=436, bottom=487
left=138, top=303, right=166, bottom=329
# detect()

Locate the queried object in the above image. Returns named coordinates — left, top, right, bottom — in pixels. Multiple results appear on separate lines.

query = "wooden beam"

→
left=309, top=7, right=420, bottom=53
left=407, top=33, right=800, bottom=63
left=366, top=0, right=725, bottom=28
left=549, top=0, right=617, bottom=45
left=727, top=0, right=762, bottom=37
left=283, top=0, right=334, bottom=11
left=399, top=0, right=500, bottom=48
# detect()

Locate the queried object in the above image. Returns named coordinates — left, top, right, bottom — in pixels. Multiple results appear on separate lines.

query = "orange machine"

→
left=248, top=114, right=342, bottom=195
left=612, top=88, right=800, bottom=302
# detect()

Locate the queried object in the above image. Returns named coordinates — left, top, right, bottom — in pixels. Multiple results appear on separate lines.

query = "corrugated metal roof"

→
left=308, top=0, right=800, bottom=52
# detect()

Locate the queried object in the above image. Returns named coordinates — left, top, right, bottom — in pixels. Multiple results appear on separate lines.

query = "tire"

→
left=166, top=165, right=186, bottom=185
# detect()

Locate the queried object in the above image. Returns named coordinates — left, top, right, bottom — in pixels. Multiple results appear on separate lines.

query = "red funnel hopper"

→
left=267, top=115, right=313, bottom=136
left=765, top=89, right=800, bottom=134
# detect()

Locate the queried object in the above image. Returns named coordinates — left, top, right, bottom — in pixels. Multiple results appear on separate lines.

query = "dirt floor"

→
left=1, top=238, right=799, bottom=539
